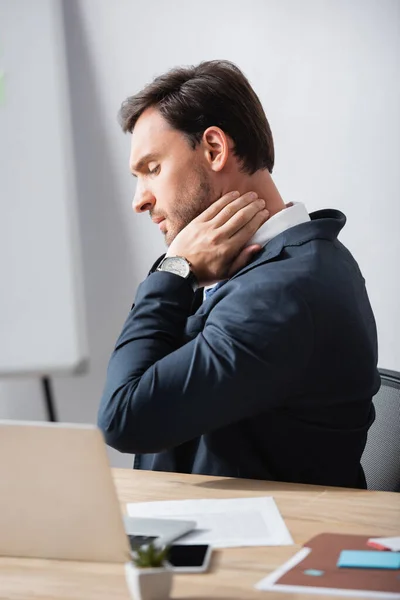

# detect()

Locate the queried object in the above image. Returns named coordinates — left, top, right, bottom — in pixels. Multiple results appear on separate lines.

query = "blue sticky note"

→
left=304, top=569, right=324, bottom=576
left=337, top=550, right=400, bottom=570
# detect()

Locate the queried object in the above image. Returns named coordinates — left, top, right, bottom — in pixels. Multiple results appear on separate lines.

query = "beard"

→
left=162, top=166, right=213, bottom=246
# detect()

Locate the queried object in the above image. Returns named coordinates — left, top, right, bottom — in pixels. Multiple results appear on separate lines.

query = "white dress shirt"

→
left=248, top=201, right=310, bottom=248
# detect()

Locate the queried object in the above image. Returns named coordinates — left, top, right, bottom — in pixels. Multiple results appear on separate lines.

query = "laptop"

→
left=0, top=421, right=195, bottom=562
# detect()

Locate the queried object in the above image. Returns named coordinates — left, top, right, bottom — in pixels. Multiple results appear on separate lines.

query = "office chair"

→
left=361, top=369, right=400, bottom=492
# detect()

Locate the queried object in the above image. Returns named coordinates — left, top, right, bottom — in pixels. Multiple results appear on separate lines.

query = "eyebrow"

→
left=130, top=152, right=161, bottom=176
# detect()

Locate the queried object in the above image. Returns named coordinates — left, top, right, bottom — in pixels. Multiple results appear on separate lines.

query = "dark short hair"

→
left=119, top=60, right=274, bottom=174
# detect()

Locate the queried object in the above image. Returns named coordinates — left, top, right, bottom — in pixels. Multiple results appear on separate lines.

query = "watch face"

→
left=161, top=257, right=190, bottom=278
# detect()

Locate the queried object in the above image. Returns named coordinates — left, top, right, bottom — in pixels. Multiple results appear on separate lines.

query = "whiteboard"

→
left=0, top=0, right=88, bottom=376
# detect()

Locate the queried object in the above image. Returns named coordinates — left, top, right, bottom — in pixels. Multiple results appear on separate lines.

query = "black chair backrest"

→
left=361, top=369, right=400, bottom=492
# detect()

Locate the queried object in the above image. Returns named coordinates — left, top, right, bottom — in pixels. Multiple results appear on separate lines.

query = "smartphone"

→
left=166, top=544, right=212, bottom=573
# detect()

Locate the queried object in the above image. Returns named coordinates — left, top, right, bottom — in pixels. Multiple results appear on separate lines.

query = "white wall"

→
left=1, top=0, right=399, bottom=467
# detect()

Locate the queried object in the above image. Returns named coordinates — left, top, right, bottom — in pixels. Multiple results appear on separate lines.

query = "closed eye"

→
left=149, top=165, right=160, bottom=176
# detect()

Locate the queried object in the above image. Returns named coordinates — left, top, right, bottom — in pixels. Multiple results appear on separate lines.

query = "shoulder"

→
left=203, top=269, right=313, bottom=368
left=207, top=268, right=313, bottom=342
left=221, top=258, right=312, bottom=311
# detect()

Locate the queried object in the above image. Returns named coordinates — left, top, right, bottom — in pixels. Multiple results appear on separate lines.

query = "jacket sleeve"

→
left=98, top=270, right=313, bottom=454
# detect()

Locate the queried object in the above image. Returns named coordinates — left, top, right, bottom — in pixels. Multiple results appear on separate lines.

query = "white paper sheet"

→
left=127, top=496, right=293, bottom=548
left=368, top=537, right=400, bottom=552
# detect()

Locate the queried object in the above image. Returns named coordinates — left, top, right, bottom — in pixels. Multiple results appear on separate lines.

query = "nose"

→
left=133, top=184, right=155, bottom=214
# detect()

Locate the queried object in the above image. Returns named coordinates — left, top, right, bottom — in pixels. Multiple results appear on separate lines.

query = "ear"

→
left=202, top=127, right=230, bottom=172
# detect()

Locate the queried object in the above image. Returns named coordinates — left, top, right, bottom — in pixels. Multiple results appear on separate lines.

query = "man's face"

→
left=130, top=107, right=214, bottom=246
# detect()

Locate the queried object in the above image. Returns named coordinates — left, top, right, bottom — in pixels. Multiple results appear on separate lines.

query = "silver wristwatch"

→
left=156, top=256, right=198, bottom=292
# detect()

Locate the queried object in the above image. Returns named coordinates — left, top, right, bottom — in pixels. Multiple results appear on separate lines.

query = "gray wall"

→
left=1, top=0, right=399, bottom=467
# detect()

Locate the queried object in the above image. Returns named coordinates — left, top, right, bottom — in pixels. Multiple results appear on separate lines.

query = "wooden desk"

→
left=1, top=469, right=399, bottom=599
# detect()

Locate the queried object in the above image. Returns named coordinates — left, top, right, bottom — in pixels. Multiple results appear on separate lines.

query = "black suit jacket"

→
left=98, top=209, right=379, bottom=488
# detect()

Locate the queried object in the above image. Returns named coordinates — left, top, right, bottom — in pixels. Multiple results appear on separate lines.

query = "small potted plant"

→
left=125, top=542, right=173, bottom=600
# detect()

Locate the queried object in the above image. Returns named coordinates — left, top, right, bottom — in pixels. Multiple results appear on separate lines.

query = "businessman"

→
left=98, top=60, right=379, bottom=488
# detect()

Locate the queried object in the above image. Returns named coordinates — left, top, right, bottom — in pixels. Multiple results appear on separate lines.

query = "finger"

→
left=194, top=190, right=240, bottom=222
left=197, top=190, right=257, bottom=223
left=218, top=199, right=267, bottom=236
left=212, top=191, right=262, bottom=228
left=230, top=208, right=269, bottom=246
left=228, top=245, right=262, bottom=277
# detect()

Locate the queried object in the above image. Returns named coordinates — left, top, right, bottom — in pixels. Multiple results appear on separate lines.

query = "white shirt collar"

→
left=248, top=202, right=310, bottom=248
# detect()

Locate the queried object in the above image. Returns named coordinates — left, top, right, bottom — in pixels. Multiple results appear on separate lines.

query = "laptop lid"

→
left=0, top=420, right=131, bottom=562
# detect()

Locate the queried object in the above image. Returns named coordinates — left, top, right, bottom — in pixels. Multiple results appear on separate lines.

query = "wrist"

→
left=156, top=256, right=198, bottom=292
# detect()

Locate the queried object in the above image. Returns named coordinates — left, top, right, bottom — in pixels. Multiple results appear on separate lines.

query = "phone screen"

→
left=167, top=544, right=209, bottom=567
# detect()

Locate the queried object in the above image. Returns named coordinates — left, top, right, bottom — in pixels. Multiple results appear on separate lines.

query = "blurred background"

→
left=0, top=0, right=399, bottom=467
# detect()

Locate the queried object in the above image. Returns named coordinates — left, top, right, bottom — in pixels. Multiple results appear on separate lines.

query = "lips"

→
left=151, top=216, right=167, bottom=232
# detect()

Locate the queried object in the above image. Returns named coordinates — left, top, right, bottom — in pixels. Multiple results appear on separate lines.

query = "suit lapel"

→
left=183, top=240, right=286, bottom=341
left=230, top=236, right=285, bottom=282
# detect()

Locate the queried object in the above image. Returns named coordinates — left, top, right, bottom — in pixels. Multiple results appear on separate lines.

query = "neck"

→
left=222, top=169, right=286, bottom=216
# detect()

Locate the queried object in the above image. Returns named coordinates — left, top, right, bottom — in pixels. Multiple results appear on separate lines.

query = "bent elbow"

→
left=98, top=418, right=131, bottom=454
left=97, top=402, right=170, bottom=455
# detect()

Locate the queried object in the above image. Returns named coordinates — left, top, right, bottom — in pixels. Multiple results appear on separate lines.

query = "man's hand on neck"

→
left=166, top=190, right=269, bottom=287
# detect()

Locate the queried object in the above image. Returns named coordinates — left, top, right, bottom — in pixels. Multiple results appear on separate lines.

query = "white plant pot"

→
left=125, top=562, right=173, bottom=600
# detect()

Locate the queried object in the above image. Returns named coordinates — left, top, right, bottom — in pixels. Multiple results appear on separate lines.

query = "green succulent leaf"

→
left=132, top=542, right=170, bottom=568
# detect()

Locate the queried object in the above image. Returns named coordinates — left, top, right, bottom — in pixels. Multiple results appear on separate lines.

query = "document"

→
left=127, top=496, right=293, bottom=548
left=368, top=537, right=400, bottom=552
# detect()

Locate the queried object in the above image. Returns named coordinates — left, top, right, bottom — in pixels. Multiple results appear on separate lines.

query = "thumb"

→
left=228, top=244, right=262, bottom=277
